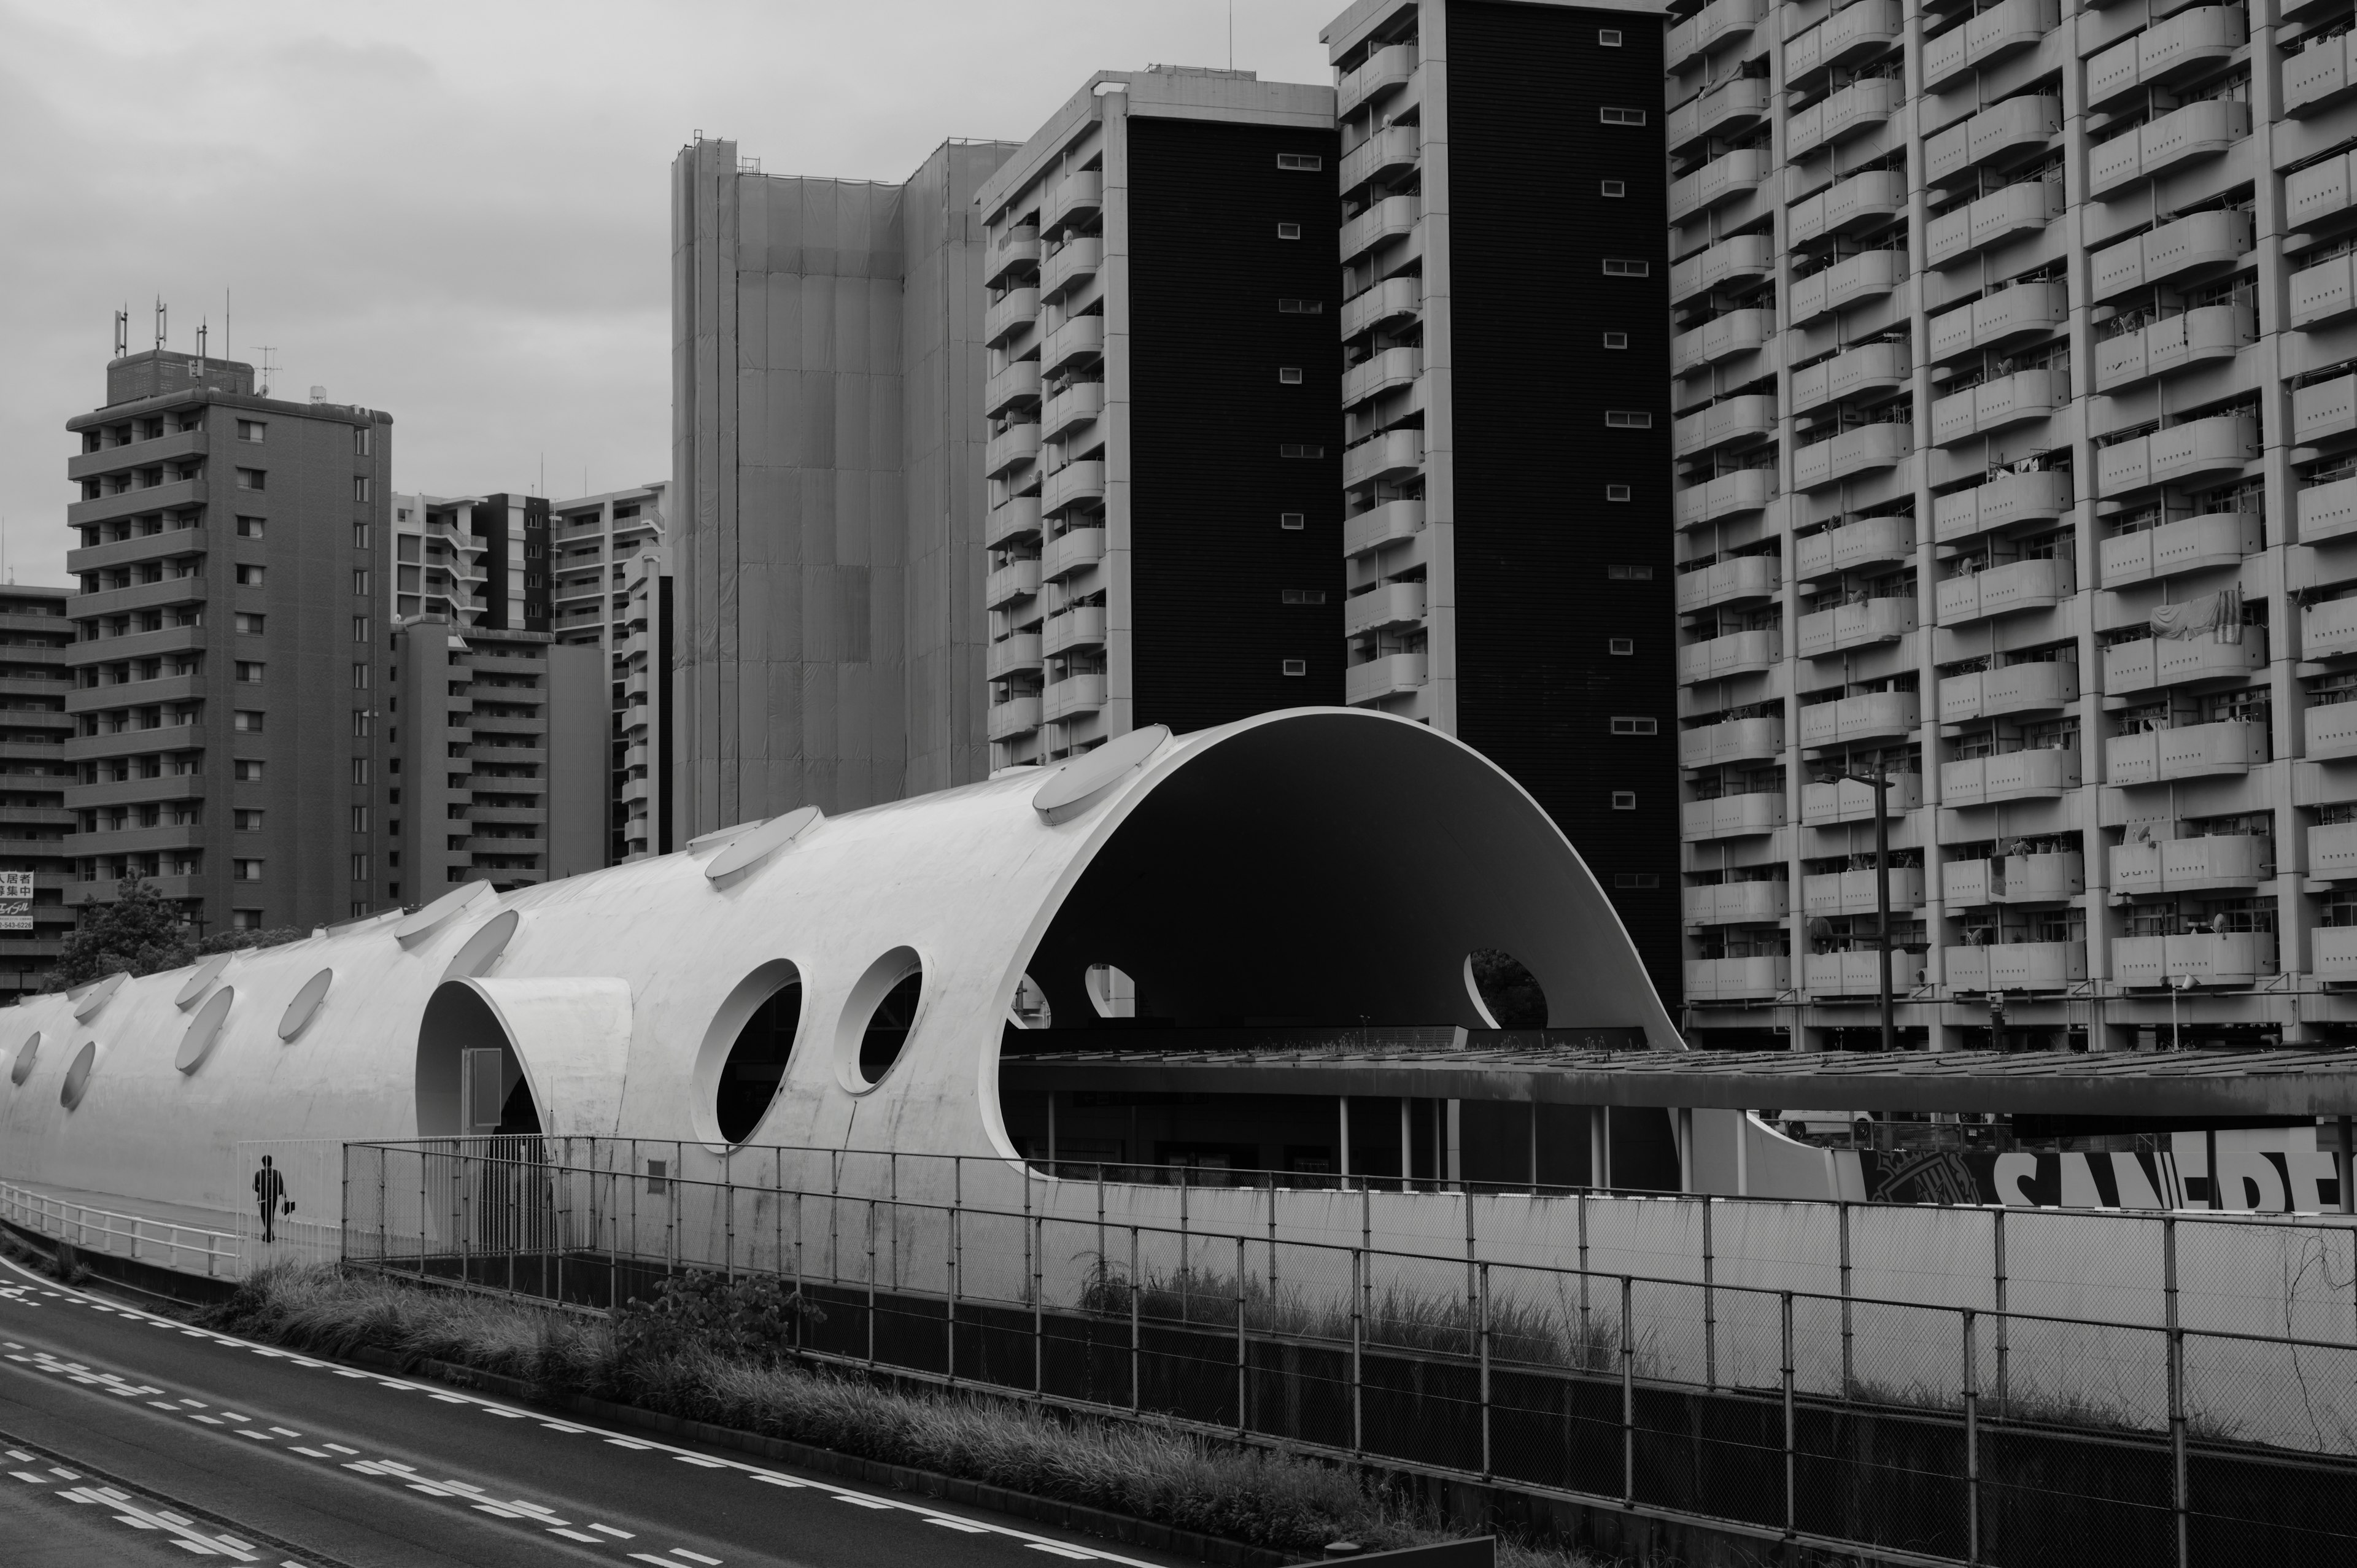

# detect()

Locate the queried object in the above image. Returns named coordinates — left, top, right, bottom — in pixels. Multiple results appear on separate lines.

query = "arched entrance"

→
left=416, top=981, right=543, bottom=1137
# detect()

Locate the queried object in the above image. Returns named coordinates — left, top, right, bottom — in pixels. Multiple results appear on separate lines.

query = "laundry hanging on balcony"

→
left=2150, top=583, right=2242, bottom=641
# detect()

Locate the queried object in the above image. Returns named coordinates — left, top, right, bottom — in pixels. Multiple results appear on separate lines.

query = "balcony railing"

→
left=1345, top=651, right=1428, bottom=705
left=1933, top=469, right=2071, bottom=543
left=2308, top=700, right=2357, bottom=760
left=1671, top=309, right=1774, bottom=377
left=1337, top=41, right=1416, bottom=117
left=1667, top=0, right=1764, bottom=69
left=2089, top=101, right=2250, bottom=199
left=1670, top=234, right=1775, bottom=306
left=1938, top=660, right=2078, bottom=722
left=1793, top=424, right=1912, bottom=490
left=1674, top=469, right=1777, bottom=530
left=1803, top=867, right=1925, bottom=916
left=1042, top=608, right=1106, bottom=658
left=1784, top=0, right=1902, bottom=84
left=1798, top=691, right=1918, bottom=748
left=1676, top=396, right=1780, bottom=460
left=2314, top=925, right=2357, bottom=983
left=2301, top=477, right=2357, bottom=545
left=1789, top=249, right=1904, bottom=326
left=2286, top=29, right=2357, bottom=117
left=2113, top=932, right=2277, bottom=989
left=2093, top=210, right=2253, bottom=303
left=1931, top=368, right=2067, bottom=446
left=2310, top=820, right=2357, bottom=879
left=1345, top=496, right=1425, bottom=557
left=2100, top=511, right=2261, bottom=590
left=1936, top=556, right=2073, bottom=624
left=1670, top=150, right=1769, bottom=223
left=1341, top=275, right=1422, bottom=340
left=1339, top=124, right=1418, bottom=195
left=1674, top=554, right=1781, bottom=614
left=1800, top=771, right=1922, bottom=824
left=984, top=360, right=1041, bottom=417
left=1789, top=171, right=1907, bottom=247
left=1786, top=77, right=1900, bottom=162
left=1925, top=179, right=2064, bottom=268
left=987, top=695, right=1042, bottom=741
left=985, top=495, right=1042, bottom=550
left=1791, top=342, right=1910, bottom=416
left=1945, top=942, right=2087, bottom=993
left=1923, top=0, right=2057, bottom=90
left=2111, top=835, right=2270, bottom=895
left=1041, top=673, right=1106, bottom=722
left=2096, top=304, right=2256, bottom=392
left=1930, top=280, right=2069, bottom=362
left=1680, top=715, right=1785, bottom=769
left=1684, top=955, right=1790, bottom=1002
left=2102, top=631, right=2266, bottom=695
left=1924, top=96, right=2062, bottom=187
left=1341, top=193, right=1418, bottom=263
left=1797, top=595, right=1915, bottom=657
left=1343, top=582, right=1426, bottom=638
left=1042, top=459, right=1105, bottom=517
left=1681, top=792, right=1786, bottom=840
left=1941, top=747, right=2079, bottom=806
left=1683, top=879, right=1789, bottom=925
left=1041, top=381, right=1104, bottom=442
left=1045, top=169, right=1102, bottom=233
left=2096, top=414, right=2260, bottom=494
left=2105, top=719, right=2267, bottom=784
left=1042, top=527, right=1106, bottom=581
left=1042, top=314, right=1106, bottom=376
left=983, top=422, right=1040, bottom=479
left=1040, top=236, right=1103, bottom=301
left=1805, top=950, right=1925, bottom=997
left=1668, top=76, right=1771, bottom=156
left=1344, top=429, right=1424, bottom=489
left=1943, top=851, right=2084, bottom=905
left=2089, top=6, right=2249, bottom=110
left=2293, top=252, right=2357, bottom=331
left=1794, top=516, right=1913, bottom=579
left=1678, top=628, right=1782, bottom=685
left=983, top=288, right=1039, bottom=348
left=2305, top=595, right=2357, bottom=660
left=985, top=635, right=1042, bottom=681
left=2294, top=373, right=2356, bottom=447
left=1342, top=346, right=1422, bottom=407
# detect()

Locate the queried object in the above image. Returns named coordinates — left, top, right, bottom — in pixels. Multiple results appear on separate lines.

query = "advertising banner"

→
left=0, top=870, right=33, bottom=933
left=1855, top=1135, right=2341, bottom=1212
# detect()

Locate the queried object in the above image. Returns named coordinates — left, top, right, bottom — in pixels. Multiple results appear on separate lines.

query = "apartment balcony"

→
left=1042, top=607, right=1105, bottom=658
left=2292, top=253, right=2357, bottom=331
left=2308, top=700, right=2357, bottom=760
left=74, top=576, right=207, bottom=621
left=1938, top=660, right=2078, bottom=722
left=2097, top=415, right=2260, bottom=494
left=1042, top=527, right=1105, bottom=581
left=984, top=360, right=1041, bottom=417
left=1045, top=169, right=1102, bottom=233
left=1930, top=368, right=2067, bottom=446
left=1040, top=236, right=1103, bottom=301
left=1042, top=315, right=1105, bottom=376
left=66, top=428, right=207, bottom=485
left=1344, top=428, right=1424, bottom=489
left=1675, top=395, right=1778, bottom=460
left=2107, top=719, right=2267, bottom=784
left=1040, top=673, right=1105, bottom=723
left=1674, top=554, right=1780, bottom=614
left=2094, top=304, right=2256, bottom=392
left=1937, top=557, right=2073, bottom=624
left=1801, top=771, right=1922, bottom=824
left=2304, top=595, right=2357, bottom=660
left=983, top=288, right=1040, bottom=349
left=1341, top=193, right=1418, bottom=263
left=1671, top=309, right=1773, bottom=377
left=985, top=495, right=1042, bottom=550
left=2102, top=633, right=2266, bottom=695
left=1670, top=150, right=1768, bottom=225
left=1668, top=75, right=1771, bottom=156
left=1946, top=942, right=2088, bottom=993
left=1345, top=651, right=1428, bottom=705
left=1344, top=582, right=1426, bottom=638
left=985, top=225, right=1039, bottom=288
left=983, top=421, right=1040, bottom=480
left=1342, top=346, right=1423, bottom=408
left=1941, top=747, right=2080, bottom=806
left=2295, top=373, right=2357, bottom=447
left=1681, top=715, right=1786, bottom=769
left=1930, top=281, right=2069, bottom=362
left=988, top=695, right=1042, bottom=741
left=1670, top=234, right=1775, bottom=306
left=1787, top=78, right=1901, bottom=162
left=1943, top=851, right=2084, bottom=905
left=1793, top=423, right=1912, bottom=490
left=1674, top=469, right=1777, bottom=530
left=1798, top=596, right=1914, bottom=657
left=1784, top=0, right=1902, bottom=83
left=2093, top=211, right=2253, bottom=302
left=1337, top=41, right=1417, bottom=117
left=985, top=634, right=1043, bottom=681
left=1791, top=342, right=1910, bottom=417
left=2089, top=101, right=2250, bottom=200
left=1804, top=867, right=1926, bottom=916
left=2316, top=819, right=2357, bottom=879
left=2302, top=477, right=2357, bottom=544
left=2113, top=932, right=2277, bottom=989
left=1789, top=171, right=1907, bottom=247
left=1340, top=124, right=1418, bottom=195
left=1345, top=496, right=1426, bottom=557
left=1925, top=179, right=2063, bottom=268
left=2315, top=925, right=2357, bottom=982
left=1678, top=628, right=1782, bottom=685
left=1040, top=382, right=1104, bottom=442
left=1924, top=95, right=2062, bottom=186
left=1805, top=950, right=1926, bottom=997
left=1794, top=516, right=1913, bottom=579
left=1933, top=470, right=2072, bottom=543
left=2286, top=29, right=2357, bottom=117
left=69, top=875, right=199, bottom=905
left=1682, top=792, right=1786, bottom=840
left=1685, top=956, right=1791, bottom=1002
left=984, top=558, right=1041, bottom=609
left=67, top=478, right=207, bottom=530
left=1341, top=274, right=1421, bottom=340
left=1800, top=691, right=1919, bottom=748
left=1667, top=0, right=1763, bottom=69
left=2088, top=6, right=2250, bottom=110
left=2111, top=835, right=2270, bottom=895
left=1042, top=459, right=1105, bottom=517
left=65, top=722, right=202, bottom=764
left=1923, top=0, right=2057, bottom=89
left=66, top=672, right=201, bottom=714
left=1684, top=879, right=1789, bottom=925
left=1789, top=249, right=1905, bottom=326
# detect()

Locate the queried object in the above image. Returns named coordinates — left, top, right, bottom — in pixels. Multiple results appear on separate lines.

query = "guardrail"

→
left=0, top=1179, right=239, bottom=1278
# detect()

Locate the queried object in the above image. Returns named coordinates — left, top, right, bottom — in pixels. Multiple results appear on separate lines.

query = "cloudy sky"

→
left=0, top=0, right=1341, bottom=586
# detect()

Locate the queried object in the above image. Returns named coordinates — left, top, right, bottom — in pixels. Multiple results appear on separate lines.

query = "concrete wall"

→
left=546, top=641, right=608, bottom=879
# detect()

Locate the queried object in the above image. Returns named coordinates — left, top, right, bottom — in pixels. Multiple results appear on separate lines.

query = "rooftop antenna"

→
left=154, top=298, right=166, bottom=350
left=194, top=319, right=207, bottom=379
left=255, top=346, right=277, bottom=397
left=112, top=309, right=128, bottom=360
left=1229, top=0, right=1234, bottom=69
left=223, top=288, right=231, bottom=378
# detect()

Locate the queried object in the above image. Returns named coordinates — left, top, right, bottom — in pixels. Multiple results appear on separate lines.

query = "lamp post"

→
left=1836, top=769, right=1896, bottom=1054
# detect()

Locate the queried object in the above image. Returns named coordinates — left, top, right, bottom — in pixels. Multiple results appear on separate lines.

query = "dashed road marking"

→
left=590, top=1523, right=634, bottom=1539
left=834, top=1496, right=893, bottom=1510
left=668, top=1550, right=723, bottom=1566
left=672, top=1454, right=725, bottom=1467
left=1028, top=1548, right=1101, bottom=1561
left=927, top=1519, right=991, bottom=1532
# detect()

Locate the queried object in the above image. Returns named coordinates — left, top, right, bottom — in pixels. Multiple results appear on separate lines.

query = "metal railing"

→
left=0, top=1180, right=238, bottom=1278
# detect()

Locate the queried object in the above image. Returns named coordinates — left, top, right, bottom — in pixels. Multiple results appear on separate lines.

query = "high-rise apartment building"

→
left=975, top=67, right=1345, bottom=765
left=670, top=135, right=1017, bottom=835
left=0, top=585, right=77, bottom=994
left=1668, top=0, right=2357, bottom=1047
left=617, top=544, right=674, bottom=860
left=1320, top=1, right=1681, bottom=995
left=548, top=484, right=665, bottom=862
left=66, top=352, right=390, bottom=931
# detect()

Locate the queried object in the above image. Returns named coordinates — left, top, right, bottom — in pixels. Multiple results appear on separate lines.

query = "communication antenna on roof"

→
left=194, top=319, right=207, bottom=379
left=255, top=347, right=278, bottom=397
left=155, top=298, right=167, bottom=350
left=112, top=308, right=128, bottom=360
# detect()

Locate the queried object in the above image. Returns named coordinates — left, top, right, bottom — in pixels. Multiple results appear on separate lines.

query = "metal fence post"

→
left=339, top=1143, right=350, bottom=1268
left=1838, top=1199, right=1855, bottom=1396
left=866, top=1199, right=878, bottom=1370
left=1350, top=1246, right=1365, bottom=1456
left=724, top=1164, right=736, bottom=1280
left=1964, top=1308, right=1980, bottom=1568
left=1992, top=1206, right=2010, bottom=1416
left=1702, top=1198, right=1717, bottom=1391
left=1781, top=1291, right=1796, bottom=1543
left=1620, top=1275, right=1636, bottom=1507
left=1128, top=1224, right=1141, bottom=1414
left=1234, top=1234, right=1248, bottom=1437
left=1478, top=1261, right=1493, bottom=1480
left=1576, top=1188, right=1591, bottom=1359
left=1032, top=1213, right=1045, bottom=1396
left=946, top=1201, right=961, bottom=1388
left=2165, top=1216, right=2188, bottom=1568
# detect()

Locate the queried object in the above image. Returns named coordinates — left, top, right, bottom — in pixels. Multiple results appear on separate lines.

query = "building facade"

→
left=975, top=68, right=1347, bottom=766
left=1320, top=0, right=1683, bottom=998
left=670, top=135, right=1016, bottom=836
left=617, top=543, right=674, bottom=860
left=548, top=484, right=665, bottom=862
left=66, top=352, right=391, bottom=932
left=1666, top=0, right=2357, bottom=1047
left=0, top=585, right=77, bottom=993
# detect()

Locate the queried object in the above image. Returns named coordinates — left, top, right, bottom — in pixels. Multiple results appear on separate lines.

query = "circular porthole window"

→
left=1465, top=949, right=1549, bottom=1028
left=9, top=1032, right=39, bottom=1087
left=834, top=948, right=924, bottom=1094
left=60, top=1041, right=98, bottom=1111
left=694, top=960, right=805, bottom=1147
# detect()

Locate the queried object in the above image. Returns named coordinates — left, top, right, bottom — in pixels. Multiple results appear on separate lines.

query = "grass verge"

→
left=203, top=1264, right=1608, bottom=1567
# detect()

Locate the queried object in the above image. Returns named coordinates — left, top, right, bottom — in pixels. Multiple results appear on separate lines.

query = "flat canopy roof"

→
left=1000, top=1040, right=2357, bottom=1118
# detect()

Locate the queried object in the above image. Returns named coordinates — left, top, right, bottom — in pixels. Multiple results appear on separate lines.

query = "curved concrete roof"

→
left=0, top=708, right=1673, bottom=1216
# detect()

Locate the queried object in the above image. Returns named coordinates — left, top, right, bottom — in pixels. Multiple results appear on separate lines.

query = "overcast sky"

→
left=0, top=0, right=1341, bottom=586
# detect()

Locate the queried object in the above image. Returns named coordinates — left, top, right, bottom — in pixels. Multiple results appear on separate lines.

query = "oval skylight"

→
left=175, top=953, right=234, bottom=1010
left=176, top=987, right=235, bottom=1073
left=440, top=911, right=520, bottom=984
left=705, top=805, right=823, bottom=882
left=279, top=970, right=333, bottom=1041
left=1032, top=725, right=1171, bottom=822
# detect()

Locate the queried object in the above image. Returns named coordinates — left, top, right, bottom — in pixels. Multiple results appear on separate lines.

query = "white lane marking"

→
left=927, top=1519, right=991, bottom=1533
left=268, top=1427, right=300, bottom=1438
left=192, top=1416, right=224, bottom=1426
left=749, top=1475, right=803, bottom=1488
left=834, top=1496, right=892, bottom=1510
left=669, top=1552, right=723, bottom=1566
left=550, top=1527, right=604, bottom=1542
left=292, top=1448, right=331, bottom=1459
left=236, top=1430, right=274, bottom=1441
left=473, top=1503, right=526, bottom=1518
left=541, top=1423, right=586, bottom=1433
left=605, top=1437, right=652, bottom=1450
left=630, top=1557, right=681, bottom=1566
left=179, top=1399, right=206, bottom=1408
left=1028, top=1548, right=1101, bottom=1561
left=481, top=1407, right=524, bottom=1418
left=323, top=1443, right=358, bottom=1455
left=331, top=1369, right=371, bottom=1379
left=671, top=1454, right=725, bottom=1467
left=11, top=1470, right=47, bottom=1483
left=590, top=1523, right=635, bottom=1539
left=428, top=1393, right=469, bottom=1404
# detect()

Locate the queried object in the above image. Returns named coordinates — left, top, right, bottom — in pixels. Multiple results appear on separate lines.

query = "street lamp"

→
left=1835, top=769, right=1897, bottom=1054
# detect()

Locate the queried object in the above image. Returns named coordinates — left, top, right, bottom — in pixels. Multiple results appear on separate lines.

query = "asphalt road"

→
left=0, top=1253, right=1196, bottom=1568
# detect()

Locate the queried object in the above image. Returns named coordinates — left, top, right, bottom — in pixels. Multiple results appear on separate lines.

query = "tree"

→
left=47, top=876, right=308, bottom=991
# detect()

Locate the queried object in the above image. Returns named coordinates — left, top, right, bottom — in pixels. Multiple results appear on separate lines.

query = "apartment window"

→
left=352, top=710, right=372, bottom=737
left=1604, top=332, right=1629, bottom=349
left=354, top=427, right=372, bottom=457
left=352, top=854, right=370, bottom=882
left=1277, top=222, right=1301, bottom=240
left=1606, top=411, right=1653, bottom=428
left=353, top=617, right=370, bottom=643
left=354, top=476, right=373, bottom=503
left=1600, top=28, right=1624, bottom=44
left=1280, top=512, right=1306, bottom=530
left=236, top=420, right=265, bottom=443
left=1614, top=874, right=1661, bottom=890
left=1610, top=717, right=1658, bottom=736
left=352, top=805, right=370, bottom=833
left=1607, top=565, right=1654, bottom=581
left=234, top=860, right=263, bottom=881
left=235, top=564, right=265, bottom=587
left=1611, top=792, right=1638, bottom=811
left=234, top=612, right=265, bottom=635
left=352, top=663, right=371, bottom=689
left=233, top=709, right=263, bottom=732
left=1600, top=108, right=1646, bottom=125
left=1279, top=367, right=1304, bottom=384
left=1276, top=298, right=1325, bottom=315
left=1280, top=589, right=1328, bottom=604
left=1609, top=638, right=1635, bottom=655
left=232, top=908, right=263, bottom=929
left=235, top=759, right=265, bottom=781
left=1275, top=153, right=1323, bottom=171
left=1602, top=259, right=1649, bottom=277
left=236, top=516, right=264, bottom=538
left=235, top=810, right=263, bottom=830
left=1601, top=180, right=1626, bottom=198
left=235, top=662, right=263, bottom=683
left=234, top=468, right=265, bottom=490
left=352, top=757, right=370, bottom=785
left=354, top=570, right=371, bottom=596
left=1279, top=443, right=1325, bottom=458
left=354, top=523, right=371, bottom=549
left=1607, top=484, right=1632, bottom=501
left=1282, top=659, right=1308, bottom=676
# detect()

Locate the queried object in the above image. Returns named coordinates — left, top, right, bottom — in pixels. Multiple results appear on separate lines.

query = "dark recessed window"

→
left=1279, top=443, right=1326, bottom=458
left=1600, top=28, right=1624, bottom=45
left=1606, top=411, right=1652, bottom=428
left=1614, top=873, right=1660, bottom=890
left=1601, top=180, right=1626, bottom=198
left=1604, top=331, right=1630, bottom=349
left=1279, top=367, right=1304, bottom=384
left=1276, top=153, right=1323, bottom=171
left=1603, top=260, right=1648, bottom=277
left=1277, top=222, right=1302, bottom=239
left=1607, top=565, right=1654, bottom=581
left=1281, top=589, right=1327, bottom=604
left=1280, top=512, right=1306, bottom=530
left=1277, top=298, right=1326, bottom=314
left=1600, top=107, right=1646, bottom=126
left=1609, top=638, right=1635, bottom=655
left=1607, top=484, right=1632, bottom=501
left=1609, top=717, right=1658, bottom=736
left=1282, top=658, right=1307, bottom=676
left=1611, top=792, right=1638, bottom=811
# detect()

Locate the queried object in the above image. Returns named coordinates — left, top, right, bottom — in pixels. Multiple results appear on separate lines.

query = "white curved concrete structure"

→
left=0, top=708, right=1674, bottom=1219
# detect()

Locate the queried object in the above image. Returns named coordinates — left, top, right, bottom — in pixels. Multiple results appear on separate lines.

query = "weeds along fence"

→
left=341, top=1138, right=2357, bottom=1568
